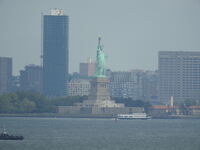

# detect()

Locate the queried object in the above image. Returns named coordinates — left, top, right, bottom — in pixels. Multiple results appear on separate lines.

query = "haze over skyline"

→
left=1, top=0, right=200, bottom=75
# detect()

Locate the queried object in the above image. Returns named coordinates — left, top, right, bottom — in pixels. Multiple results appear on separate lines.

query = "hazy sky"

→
left=1, top=0, right=200, bottom=75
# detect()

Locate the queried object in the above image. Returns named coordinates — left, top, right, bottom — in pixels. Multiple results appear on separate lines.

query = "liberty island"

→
left=58, top=37, right=143, bottom=116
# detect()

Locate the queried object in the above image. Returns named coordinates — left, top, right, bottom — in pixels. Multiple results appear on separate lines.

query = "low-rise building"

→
left=79, top=58, right=96, bottom=77
left=109, top=70, right=159, bottom=102
left=150, top=105, right=180, bottom=118
left=20, top=65, right=43, bottom=93
left=188, top=106, right=200, bottom=116
left=67, top=79, right=91, bottom=96
left=58, top=106, right=144, bottom=116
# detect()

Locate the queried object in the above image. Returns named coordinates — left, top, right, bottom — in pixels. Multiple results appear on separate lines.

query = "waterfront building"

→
left=43, top=9, right=69, bottom=97
left=20, top=65, right=43, bottom=93
left=188, top=106, right=200, bottom=116
left=150, top=105, right=180, bottom=118
left=67, top=79, right=91, bottom=96
left=109, top=70, right=159, bottom=102
left=142, top=71, right=159, bottom=103
left=79, top=58, right=96, bottom=77
left=0, top=57, right=12, bottom=94
left=109, top=71, right=132, bottom=98
left=11, top=76, right=20, bottom=92
left=159, top=51, right=200, bottom=104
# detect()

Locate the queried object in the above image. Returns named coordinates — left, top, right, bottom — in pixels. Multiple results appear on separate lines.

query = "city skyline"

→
left=1, top=0, right=200, bottom=75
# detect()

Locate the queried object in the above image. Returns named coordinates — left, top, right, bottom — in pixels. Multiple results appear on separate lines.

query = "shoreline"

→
left=0, top=113, right=200, bottom=119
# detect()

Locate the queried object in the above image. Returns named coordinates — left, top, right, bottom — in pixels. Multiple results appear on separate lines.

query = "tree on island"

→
left=0, top=92, right=88, bottom=114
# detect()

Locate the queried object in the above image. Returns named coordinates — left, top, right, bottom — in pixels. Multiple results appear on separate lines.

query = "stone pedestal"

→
left=75, top=77, right=124, bottom=108
left=57, top=77, right=145, bottom=115
left=89, top=77, right=111, bottom=101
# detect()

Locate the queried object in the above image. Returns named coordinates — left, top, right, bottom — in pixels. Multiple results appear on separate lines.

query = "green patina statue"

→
left=95, top=36, right=106, bottom=77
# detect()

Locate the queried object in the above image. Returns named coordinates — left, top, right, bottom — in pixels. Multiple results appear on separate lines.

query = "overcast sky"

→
left=1, top=0, right=200, bottom=75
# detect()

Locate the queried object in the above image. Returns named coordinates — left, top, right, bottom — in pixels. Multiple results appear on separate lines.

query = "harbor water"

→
left=0, top=117, right=200, bottom=150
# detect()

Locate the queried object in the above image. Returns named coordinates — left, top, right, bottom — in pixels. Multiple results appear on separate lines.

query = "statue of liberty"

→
left=95, top=36, right=106, bottom=77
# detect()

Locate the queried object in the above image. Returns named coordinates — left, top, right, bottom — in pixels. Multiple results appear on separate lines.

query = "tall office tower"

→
left=159, top=51, right=200, bottom=104
left=43, top=9, right=69, bottom=97
left=79, top=58, right=96, bottom=77
left=0, top=57, right=12, bottom=94
left=20, top=65, right=43, bottom=93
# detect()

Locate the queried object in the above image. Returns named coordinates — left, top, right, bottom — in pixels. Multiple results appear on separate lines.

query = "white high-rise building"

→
left=159, top=51, right=200, bottom=104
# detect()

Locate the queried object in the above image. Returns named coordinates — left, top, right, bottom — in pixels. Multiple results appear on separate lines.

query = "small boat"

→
left=0, top=129, right=24, bottom=140
left=117, top=113, right=151, bottom=120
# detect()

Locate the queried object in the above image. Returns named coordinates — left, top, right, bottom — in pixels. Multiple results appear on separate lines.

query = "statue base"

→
left=58, top=77, right=145, bottom=115
left=75, top=77, right=124, bottom=108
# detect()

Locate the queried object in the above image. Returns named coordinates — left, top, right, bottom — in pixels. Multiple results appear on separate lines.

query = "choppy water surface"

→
left=0, top=117, right=200, bottom=150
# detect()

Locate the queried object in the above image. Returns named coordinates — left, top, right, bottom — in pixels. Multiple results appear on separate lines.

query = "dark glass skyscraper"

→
left=43, top=9, right=69, bottom=97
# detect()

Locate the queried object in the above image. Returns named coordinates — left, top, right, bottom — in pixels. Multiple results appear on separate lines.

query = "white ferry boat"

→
left=117, top=113, right=151, bottom=120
